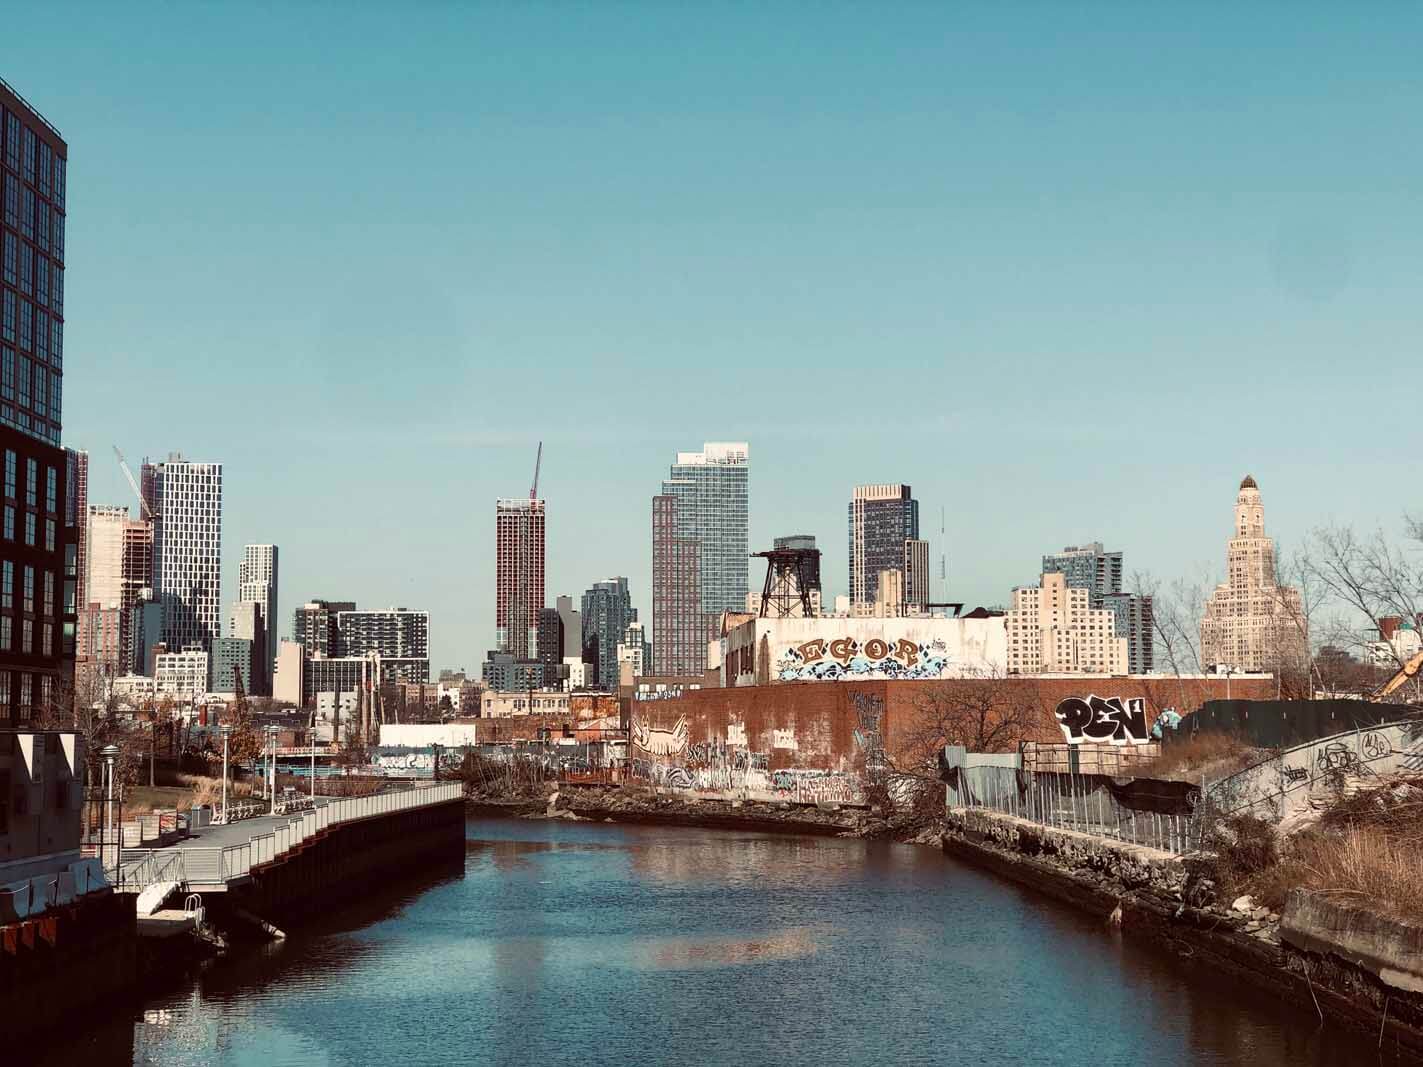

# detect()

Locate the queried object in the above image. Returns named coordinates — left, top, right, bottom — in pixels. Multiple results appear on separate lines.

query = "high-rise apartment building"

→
left=336, top=607, right=429, bottom=682
left=495, top=497, right=545, bottom=659
left=293, top=599, right=354, bottom=658
left=652, top=442, right=749, bottom=676
left=1005, top=571, right=1128, bottom=675
left=1042, top=543, right=1123, bottom=602
left=0, top=80, right=72, bottom=726
left=581, top=577, right=637, bottom=689
left=66, top=448, right=85, bottom=609
left=152, top=455, right=222, bottom=652
left=903, top=538, right=930, bottom=612
left=1041, top=541, right=1152, bottom=674
left=82, top=504, right=152, bottom=678
left=848, top=485, right=919, bottom=612
left=237, top=543, right=278, bottom=669
left=228, top=599, right=268, bottom=694
left=1200, top=476, right=1307, bottom=672
left=617, top=620, right=650, bottom=682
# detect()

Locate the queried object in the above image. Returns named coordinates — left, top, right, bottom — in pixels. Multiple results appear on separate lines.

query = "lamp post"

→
left=308, top=707, right=317, bottom=805
left=267, top=725, right=279, bottom=815
left=219, top=722, right=232, bottom=824
left=100, top=744, right=119, bottom=879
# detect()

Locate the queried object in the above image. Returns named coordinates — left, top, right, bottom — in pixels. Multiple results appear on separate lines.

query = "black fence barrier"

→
left=1170, top=699, right=1415, bottom=750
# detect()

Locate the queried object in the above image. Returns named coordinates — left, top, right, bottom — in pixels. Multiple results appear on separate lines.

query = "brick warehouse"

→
left=629, top=675, right=1275, bottom=778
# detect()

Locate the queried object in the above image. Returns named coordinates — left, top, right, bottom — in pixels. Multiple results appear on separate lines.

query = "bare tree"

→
left=1304, top=518, right=1423, bottom=701
left=1132, top=568, right=1210, bottom=709
left=896, top=670, right=1039, bottom=776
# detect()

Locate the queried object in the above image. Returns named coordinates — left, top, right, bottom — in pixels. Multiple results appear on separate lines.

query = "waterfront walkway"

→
left=117, top=783, right=462, bottom=902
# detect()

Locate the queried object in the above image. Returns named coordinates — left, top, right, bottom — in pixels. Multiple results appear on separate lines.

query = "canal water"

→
left=41, top=818, right=1399, bottom=1066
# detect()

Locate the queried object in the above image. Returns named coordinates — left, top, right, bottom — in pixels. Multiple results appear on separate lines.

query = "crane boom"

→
left=113, top=446, right=155, bottom=521
left=530, top=441, right=542, bottom=501
left=1375, top=649, right=1423, bottom=699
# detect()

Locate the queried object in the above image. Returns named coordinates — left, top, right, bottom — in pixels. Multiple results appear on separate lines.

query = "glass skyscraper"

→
left=652, top=442, right=748, bottom=676
left=848, top=484, right=919, bottom=611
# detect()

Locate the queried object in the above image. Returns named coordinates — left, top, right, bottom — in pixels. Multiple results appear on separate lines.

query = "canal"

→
left=41, top=818, right=1397, bottom=1065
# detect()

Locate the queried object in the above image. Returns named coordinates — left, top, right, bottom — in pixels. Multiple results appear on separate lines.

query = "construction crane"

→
left=530, top=440, right=542, bottom=500
left=1373, top=649, right=1423, bottom=700
left=113, top=446, right=156, bottom=521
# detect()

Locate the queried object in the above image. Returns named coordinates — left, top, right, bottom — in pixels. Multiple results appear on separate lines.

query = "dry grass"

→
left=1138, top=732, right=1268, bottom=783
left=1235, top=776, right=1423, bottom=924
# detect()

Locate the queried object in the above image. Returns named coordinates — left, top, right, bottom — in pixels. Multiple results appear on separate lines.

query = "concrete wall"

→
left=378, top=723, right=479, bottom=748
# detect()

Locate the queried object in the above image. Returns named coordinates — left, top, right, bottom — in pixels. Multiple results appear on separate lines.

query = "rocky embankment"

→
left=465, top=785, right=947, bottom=843
left=942, top=808, right=1423, bottom=1056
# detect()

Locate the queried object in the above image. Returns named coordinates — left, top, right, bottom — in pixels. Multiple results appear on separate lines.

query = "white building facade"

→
left=1199, top=476, right=1307, bottom=673
left=1005, top=571, right=1128, bottom=675
left=237, top=543, right=278, bottom=664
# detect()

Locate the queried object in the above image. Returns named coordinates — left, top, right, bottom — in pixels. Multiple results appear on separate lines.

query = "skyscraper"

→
left=652, top=442, right=749, bottom=676
left=903, top=539, right=930, bottom=612
left=848, top=484, right=918, bottom=612
left=294, top=599, right=355, bottom=658
left=1200, top=476, right=1307, bottom=672
left=0, top=80, right=70, bottom=725
left=228, top=599, right=268, bottom=694
left=153, top=455, right=223, bottom=652
left=581, top=577, right=637, bottom=689
left=237, top=543, right=278, bottom=669
left=495, top=497, right=545, bottom=659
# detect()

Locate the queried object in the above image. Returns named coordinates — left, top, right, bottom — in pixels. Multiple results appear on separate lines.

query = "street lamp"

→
left=219, top=722, right=232, bottom=824
left=266, top=725, right=279, bottom=815
left=308, top=707, right=317, bottom=805
left=100, top=744, right=119, bottom=879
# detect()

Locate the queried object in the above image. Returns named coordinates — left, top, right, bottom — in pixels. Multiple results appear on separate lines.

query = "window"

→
left=44, top=519, right=54, bottom=552
left=0, top=618, right=8, bottom=651
left=18, top=300, right=32, bottom=351
left=20, top=187, right=34, bottom=240
left=42, top=624, right=51, bottom=657
left=21, top=127, right=35, bottom=184
left=2, top=173, right=15, bottom=227
left=2, top=506, right=12, bottom=541
left=21, top=620, right=31, bottom=654
left=45, top=467, right=55, bottom=513
left=53, top=213, right=64, bottom=262
left=35, top=258, right=47, bottom=308
left=2, top=232, right=13, bottom=285
left=3, top=451, right=13, bottom=498
left=0, top=349, right=12, bottom=402
left=54, top=157, right=65, bottom=210
left=36, top=201, right=48, bottom=253
left=51, top=267, right=62, bottom=316
left=37, top=142, right=51, bottom=198
left=25, top=459, right=36, bottom=506
left=43, top=572, right=53, bottom=616
left=22, top=566, right=33, bottom=613
left=4, top=112, right=18, bottom=169
left=49, top=375, right=59, bottom=423
left=33, top=364, right=45, bottom=418
left=1, top=561, right=11, bottom=608
left=1, top=291, right=13, bottom=342
left=23, top=513, right=34, bottom=547
left=18, top=673, right=30, bottom=720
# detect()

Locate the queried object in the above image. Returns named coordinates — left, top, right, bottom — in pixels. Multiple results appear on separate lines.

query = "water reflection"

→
left=37, top=819, right=1408, bottom=1066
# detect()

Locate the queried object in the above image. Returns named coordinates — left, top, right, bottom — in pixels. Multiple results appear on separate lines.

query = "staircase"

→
left=136, top=879, right=180, bottom=917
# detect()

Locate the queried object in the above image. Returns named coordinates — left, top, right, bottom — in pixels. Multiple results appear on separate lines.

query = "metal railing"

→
left=948, top=764, right=1197, bottom=855
left=118, top=783, right=462, bottom=890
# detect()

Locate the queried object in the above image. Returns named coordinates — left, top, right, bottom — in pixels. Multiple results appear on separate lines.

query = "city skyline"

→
left=8, top=6, right=1420, bottom=671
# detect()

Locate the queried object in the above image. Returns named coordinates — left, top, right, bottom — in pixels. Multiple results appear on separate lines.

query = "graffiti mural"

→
left=774, top=637, right=951, bottom=681
left=1054, top=696, right=1150, bottom=746
left=631, top=715, right=689, bottom=757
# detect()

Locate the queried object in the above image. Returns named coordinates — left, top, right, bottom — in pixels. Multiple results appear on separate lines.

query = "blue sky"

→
left=7, top=3, right=1421, bottom=669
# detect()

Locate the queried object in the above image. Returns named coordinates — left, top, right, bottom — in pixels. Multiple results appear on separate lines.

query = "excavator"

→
left=1373, top=648, right=1423, bottom=700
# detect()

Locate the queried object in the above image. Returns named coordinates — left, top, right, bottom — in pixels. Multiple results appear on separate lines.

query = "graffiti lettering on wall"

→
left=631, top=715, right=688, bottom=757
left=1054, top=696, right=1149, bottom=746
left=851, top=691, right=886, bottom=774
left=774, top=637, right=950, bottom=681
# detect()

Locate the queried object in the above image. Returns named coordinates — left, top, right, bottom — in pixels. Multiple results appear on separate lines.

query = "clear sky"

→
left=7, top=3, right=1421, bottom=670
